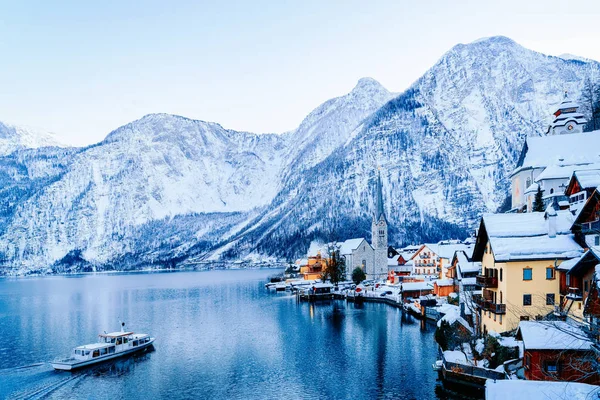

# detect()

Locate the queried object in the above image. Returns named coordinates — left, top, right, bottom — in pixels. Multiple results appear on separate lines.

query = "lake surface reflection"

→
left=0, top=270, right=451, bottom=399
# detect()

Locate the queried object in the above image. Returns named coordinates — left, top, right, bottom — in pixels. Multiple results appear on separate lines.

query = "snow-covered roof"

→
left=477, top=211, right=583, bottom=262
left=573, top=168, right=600, bottom=190
left=461, top=277, right=476, bottom=285
left=436, top=243, right=468, bottom=260
left=486, top=380, right=598, bottom=400
left=313, top=283, right=333, bottom=289
left=483, top=210, right=574, bottom=237
left=556, top=254, right=583, bottom=271
left=512, top=130, right=600, bottom=175
left=442, top=350, right=467, bottom=365
left=399, top=282, right=434, bottom=291
left=434, top=279, right=454, bottom=287
left=454, top=251, right=481, bottom=275
left=524, top=182, right=539, bottom=195
left=387, top=254, right=399, bottom=266
left=517, top=321, right=592, bottom=350
left=339, top=238, right=368, bottom=255
left=491, top=235, right=582, bottom=262
left=535, top=163, right=600, bottom=182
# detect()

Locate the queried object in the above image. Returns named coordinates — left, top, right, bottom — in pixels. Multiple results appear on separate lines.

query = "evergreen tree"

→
left=581, top=78, right=600, bottom=132
left=352, top=267, right=366, bottom=285
left=533, top=185, right=545, bottom=212
left=321, top=244, right=346, bottom=285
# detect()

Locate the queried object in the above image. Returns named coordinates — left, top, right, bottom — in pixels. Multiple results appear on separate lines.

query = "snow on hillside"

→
left=0, top=121, right=65, bottom=156
left=1, top=36, right=600, bottom=272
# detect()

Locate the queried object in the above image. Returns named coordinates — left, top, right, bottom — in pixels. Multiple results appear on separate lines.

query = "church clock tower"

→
left=371, top=171, right=388, bottom=280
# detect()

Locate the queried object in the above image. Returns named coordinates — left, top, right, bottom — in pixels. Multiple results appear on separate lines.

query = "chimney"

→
left=546, top=206, right=557, bottom=238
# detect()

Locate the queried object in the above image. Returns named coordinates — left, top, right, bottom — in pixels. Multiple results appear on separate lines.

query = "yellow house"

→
left=300, top=252, right=330, bottom=280
left=472, top=209, right=583, bottom=334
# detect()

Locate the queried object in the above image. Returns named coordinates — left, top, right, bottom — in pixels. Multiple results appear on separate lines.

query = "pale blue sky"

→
left=1, top=0, right=599, bottom=146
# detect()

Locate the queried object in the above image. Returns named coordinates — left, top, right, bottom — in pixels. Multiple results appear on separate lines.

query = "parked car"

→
left=379, top=290, right=393, bottom=297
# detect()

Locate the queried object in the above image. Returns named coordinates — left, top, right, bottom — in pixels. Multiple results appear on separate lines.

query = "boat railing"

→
left=442, top=359, right=506, bottom=381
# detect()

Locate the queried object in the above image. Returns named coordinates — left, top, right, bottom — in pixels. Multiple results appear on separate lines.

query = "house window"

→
left=544, top=361, right=559, bottom=373
left=520, top=316, right=530, bottom=321
left=500, top=268, right=503, bottom=282
left=550, top=188, right=554, bottom=194
left=546, top=293, right=555, bottom=305
left=523, top=294, right=532, bottom=306
left=595, top=236, right=600, bottom=246
left=585, top=280, right=589, bottom=293
left=499, top=314, right=502, bottom=325
left=523, top=268, right=532, bottom=281
left=525, top=354, right=531, bottom=369
left=546, top=267, right=555, bottom=280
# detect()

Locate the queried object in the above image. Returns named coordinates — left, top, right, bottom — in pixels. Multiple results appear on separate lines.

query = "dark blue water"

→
left=0, top=269, right=449, bottom=399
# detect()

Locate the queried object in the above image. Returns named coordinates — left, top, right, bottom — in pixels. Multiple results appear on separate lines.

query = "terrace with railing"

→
left=476, top=274, right=498, bottom=288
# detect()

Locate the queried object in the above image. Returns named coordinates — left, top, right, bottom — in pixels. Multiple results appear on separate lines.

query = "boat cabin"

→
left=72, top=332, right=151, bottom=361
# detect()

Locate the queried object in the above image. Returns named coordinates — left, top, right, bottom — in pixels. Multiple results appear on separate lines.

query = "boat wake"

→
left=8, top=371, right=87, bottom=400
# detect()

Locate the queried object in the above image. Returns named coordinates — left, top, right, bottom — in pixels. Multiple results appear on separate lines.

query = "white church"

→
left=336, top=171, right=388, bottom=281
left=510, top=93, right=600, bottom=213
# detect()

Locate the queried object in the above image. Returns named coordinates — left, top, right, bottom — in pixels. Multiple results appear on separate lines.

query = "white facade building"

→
left=510, top=95, right=600, bottom=213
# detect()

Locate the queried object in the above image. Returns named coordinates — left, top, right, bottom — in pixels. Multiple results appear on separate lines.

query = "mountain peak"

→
left=470, top=35, right=516, bottom=46
left=352, top=77, right=388, bottom=94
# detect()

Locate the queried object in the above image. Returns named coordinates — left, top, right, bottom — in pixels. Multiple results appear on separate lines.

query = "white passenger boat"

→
left=51, top=324, right=155, bottom=371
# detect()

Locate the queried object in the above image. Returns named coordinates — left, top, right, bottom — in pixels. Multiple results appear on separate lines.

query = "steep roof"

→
left=374, top=170, right=386, bottom=221
left=517, top=321, right=592, bottom=350
left=452, top=250, right=481, bottom=278
left=511, top=130, right=600, bottom=176
left=339, top=238, right=369, bottom=255
left=473, top=211, right=583, bottom=262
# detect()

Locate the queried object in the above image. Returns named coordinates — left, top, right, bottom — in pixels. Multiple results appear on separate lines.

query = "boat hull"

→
left=52, top=338, right=155, bottom=371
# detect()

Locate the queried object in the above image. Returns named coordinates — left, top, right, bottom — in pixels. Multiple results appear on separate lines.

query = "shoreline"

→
left=0, top=264, right=286, bottom=280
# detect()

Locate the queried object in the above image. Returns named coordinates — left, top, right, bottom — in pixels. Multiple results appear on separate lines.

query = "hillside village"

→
left=284, top=94, right=600, bottom=394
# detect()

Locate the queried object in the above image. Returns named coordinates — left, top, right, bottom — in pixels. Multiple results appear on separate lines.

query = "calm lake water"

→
left=0, top=269, right=452, bottom=399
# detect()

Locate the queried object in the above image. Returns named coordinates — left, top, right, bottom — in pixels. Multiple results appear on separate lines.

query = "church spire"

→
left=375, top=169, right=385, bottom=221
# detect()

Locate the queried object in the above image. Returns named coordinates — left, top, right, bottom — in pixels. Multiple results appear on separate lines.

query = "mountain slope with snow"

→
left=0, top=121, right=65, bottom=156
left=1, top=36, right=600, bottom=272
left=207, top=36, right=600, bottom=259
left=0, top=79, right=393, bottom=271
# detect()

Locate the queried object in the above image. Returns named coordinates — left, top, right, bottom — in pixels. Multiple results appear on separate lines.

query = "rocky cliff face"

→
left=1, top=36, right=599, bottom=272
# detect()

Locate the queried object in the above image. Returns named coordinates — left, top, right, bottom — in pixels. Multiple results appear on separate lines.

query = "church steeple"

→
left=375, top=170, right=386, bottom=222
left=371, top=169, right=388, bottom=280
left=548, top=91, right=587, bottom=135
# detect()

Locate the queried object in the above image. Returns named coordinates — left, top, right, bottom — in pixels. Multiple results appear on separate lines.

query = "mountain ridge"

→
left=1, top=36, right=600, bottom=273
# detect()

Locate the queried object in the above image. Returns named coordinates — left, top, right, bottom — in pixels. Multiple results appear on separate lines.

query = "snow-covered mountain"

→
left=1, top=36, right=600, bottom=273
left=0, top=121, right=65, bottom=156
left=206, top=36, right=600, bottom=260
left=0, top=79, right=393, bottom=271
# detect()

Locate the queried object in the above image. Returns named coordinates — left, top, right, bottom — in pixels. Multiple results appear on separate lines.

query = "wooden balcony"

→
left=566, top=287, right=583, bottom=300
left=473, top=295, right=505, bottom=314
left=476, top=275, right=498, bottom=288
left=488, top=303, right=506, bottom=314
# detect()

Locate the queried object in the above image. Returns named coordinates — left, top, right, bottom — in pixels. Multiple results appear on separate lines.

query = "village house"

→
left=516, top=321, right=599, bottom=384
left=509, top=95, right=600, bottom=213
left=398, top=281, right=434, bottom=299
left=472, top=210, right=583, bottom=334
left=410, top=244, right=440, bottom=277
left=300, top=249, right=329, bottom=280
left=411, top=241, right=468, bottom=279
left=564, top=168, right=600, bottom=214
left=433, top=279, right=455, bottom=297
left=447, top=250, right=481, bottom=293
